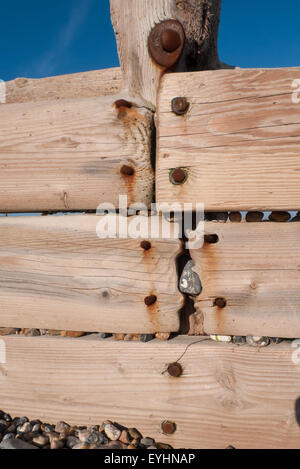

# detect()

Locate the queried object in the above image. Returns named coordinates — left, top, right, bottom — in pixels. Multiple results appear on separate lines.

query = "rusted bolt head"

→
left=161, top=29, right=181, bottom=52
left=148, top=20, right=185, bottom=68
left=167, top=362, right=183, bottom=378
left=141, top=240, right=151, bottom=251
left=161, top=421, right=177, bottom=435
left=204, top=234, right=219, bottom=244
left=120, top=165, right=135, bottom=176
left=214, top=298, right=227, bottom=309
left=171, top=97, right=189, bottom=115
left=114, top=99, right=132, bottom=109
left=169, top=168, right=188, bottom=185
left=144, top=295, right=157, bottom=306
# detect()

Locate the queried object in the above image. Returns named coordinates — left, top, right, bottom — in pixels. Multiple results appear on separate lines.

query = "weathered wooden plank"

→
left=0, top=94, right=153, bottom=211
left=157, top=67, right=300, bottom=211
left=0, top=215, right=182, bottom=333
left=110, top=0, right=222, bottom=109
left=191, top=221, right=300, bottom=338
left=4, top=68, right=123, bottom=104
left=1, top=335, right=300, bottom=449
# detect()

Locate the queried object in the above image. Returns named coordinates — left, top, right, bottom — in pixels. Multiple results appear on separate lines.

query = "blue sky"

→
left=0, top=0, right=299, bottom=82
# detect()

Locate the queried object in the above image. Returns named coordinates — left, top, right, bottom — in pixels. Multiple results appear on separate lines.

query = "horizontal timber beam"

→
left=0, top=335, right=300, bottom=449
left=192, top=221, right=300, bottom=338
left=0, top=215, right=182, bottom=334
left=157, top=67, right=300, bottom=211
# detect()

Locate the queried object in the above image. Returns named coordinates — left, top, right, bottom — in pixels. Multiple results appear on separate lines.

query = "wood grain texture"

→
left=191, top=221, right=300, bottom=338
left=110, top=0, right=222, bottom=109
left=157, top=67, right=300, bottom=210
left=0, top=215, right=182, bottom=333
left=5, top=68, right=123, bottom=104
left=0, top=94, right=154, bottom=211
left=1, top=335, right=300, bottom=449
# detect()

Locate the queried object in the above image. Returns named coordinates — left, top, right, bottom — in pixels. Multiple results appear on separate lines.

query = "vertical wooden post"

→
left=110, top=0, right=223, bottom=109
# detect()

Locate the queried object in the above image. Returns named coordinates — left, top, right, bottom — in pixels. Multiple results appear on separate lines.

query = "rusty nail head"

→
left=170, top=168, right=188, bottom=185
left=148, top=20, right=185, bottom=68
left=204, top=234, right=219, bottom=244
left=144, top=295, right=157, bottom=306
left=161, top=29, right=181, bottom=52
left=167, top=362, right=183, bottom=378
left=141, top=241, right=151, bottom=251
left=120, top=165, right=135, bottom=176
left=114, top=99, right=132, bottom=109
left=214, top=298, right=227, bottom=309
left=171, top=97, right=189, bottom=116
left=162, top=421, right=177, bottom=435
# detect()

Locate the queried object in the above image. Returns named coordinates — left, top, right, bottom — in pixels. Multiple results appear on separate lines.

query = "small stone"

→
left=50, top=439, right=65, bottom=450
left=270, top=337, right=283, bottom=344
left=72, top=443, right=90, bottom=450
left=155, top=333, right=170, bottom=341
left=79, top=430, right=107, bottom=445
left=24, top=328, right=41, bottom=337
left=47, top=431, right=60, bottom=443
left=179, top=260, right=202, bottom=296
left=66, top=436, right=80, bottom=449
left=32, top=434, right=49, bottom=448
left=246, top=336, right=270, bottom=347
left=32, top=423, right=41, bottom=433
left=232, top=336, right=247, bottom=345
left=127, top=444, right=138, bottom=449
left=113, top=334, right=126, bottom=341
left=18, top=422, right=32, bottom=433
left=0, top=438, right=38, bottom=449
left=0, top=328, right=19, bottom=336
left=55, top=421, right=70, bottom=434
left=140, top=334, right=155, bottom=343
left=2, top=414, right=12, bottom=422
left=141, top=437, right=155, bottom=447
left=2, top=433, right=14, bottom=442
left=128, top=428, right=143, bottom=440
left=98, top=333, right=113, bottom=339
left=61, top=331, right=85, bottom=338
left=119, top=429, right=132, bottom=445
left=108, top=440, right=126, bottom=449
left=0, top=422, right=7, bottom=433
left=15, top=417, right=28, bottom=426
left=156, top=442, right=173, bottom=449
left=104, top=423, right=121, bottom=441
left=147, top=445, right=158, bottom=450
left=41, top=423, right=55, bottom=433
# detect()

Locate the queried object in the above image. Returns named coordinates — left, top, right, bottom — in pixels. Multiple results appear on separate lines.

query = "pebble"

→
left=32, top=435, right=49, bottom=448
left=246, top=336, right=270, bottom=347
left=17, top=422, right=32, bottom=433
left=0, top=411, right=172, bottom=450
left=141, top=437, right=155, bottom=447
left=66, top=436, right=80, bottom=449
left=232, top=336, right=247, bottom=345
left=104, top=423, right=121, bottom=441
left=155, top=333, right=170, bottom=341
left=128, top=428, right=143, bottom=440
left=179, top=260, right=202, bottom=296
left=55, top=421, right=70, bottom=434
left=119, top=429, right=131, bottom=445
left=140, top=334, right=155, bottom=343
left=0, top=438, right=38, bottom=450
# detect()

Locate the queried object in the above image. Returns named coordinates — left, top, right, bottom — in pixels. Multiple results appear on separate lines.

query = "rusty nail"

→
left=204, top=234, right=219, bottom=244
left=144, top=295, right=157, bottom=306
left=120, top=165, right=135, bottom=176
left=161, top=421, right=177, bottom=435
left=167, top=362, right=183, bottom=378
left=114, top=99, right=132, bottom=109
left=171, top=97, right=189, bottom=116
left=161, top=29, right=181, bottom=52
left=169, top=168, right=188, bottom=185
left=141, top=240, right=151, bottom=251
left=214, top=298, right=227, bottom=309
